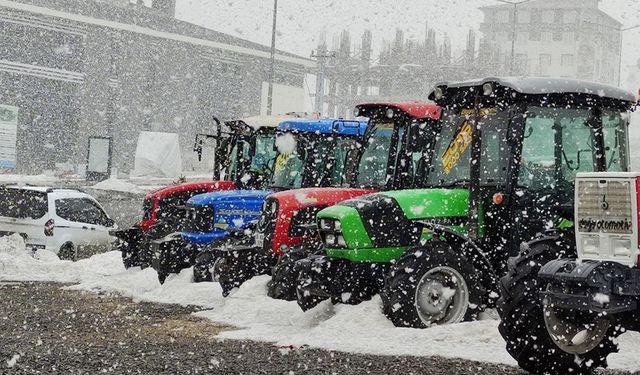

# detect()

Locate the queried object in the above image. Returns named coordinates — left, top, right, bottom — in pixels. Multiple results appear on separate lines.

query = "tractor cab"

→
left=353, top=102, right=441, bottom=191
left=427, top=78, right=633, bottom=272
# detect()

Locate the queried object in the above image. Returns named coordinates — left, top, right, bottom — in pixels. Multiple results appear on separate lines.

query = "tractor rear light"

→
left=44, top=219, right=54, bottom=237
left=492, top=193, right=504, bottom=205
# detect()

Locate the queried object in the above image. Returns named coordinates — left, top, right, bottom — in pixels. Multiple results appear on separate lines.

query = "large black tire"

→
left=381, top=241, right=484, bottom=328
left=497, top=233, right=619, bottom=374
left=192, top=250, right=216, bottom=283
left=121, top=247, right=138, bottom=269
left=296, top=267, right=328, bottom=312
left=58, top=243, right=76, bottom=261
left=267, top=249, right=311, bottom=301
left=157, top=270, right=168, bottom=285
left=217, top=250, right=273, bottom=297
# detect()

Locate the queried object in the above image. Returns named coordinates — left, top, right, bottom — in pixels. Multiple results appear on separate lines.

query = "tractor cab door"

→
left=506, top=106, right=629, bottom=257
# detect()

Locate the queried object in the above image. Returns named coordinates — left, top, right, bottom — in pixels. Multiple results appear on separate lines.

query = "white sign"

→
left=260, top=82, right=305, bottom=116
left=0, top=105, right=18, bottom=169
left=87, top=137, right=111, bottom=173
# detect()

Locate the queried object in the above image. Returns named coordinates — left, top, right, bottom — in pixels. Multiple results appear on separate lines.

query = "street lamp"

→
left=493, top=0, right=534, bottom=75
left=266, top=0, right=278, bottom=115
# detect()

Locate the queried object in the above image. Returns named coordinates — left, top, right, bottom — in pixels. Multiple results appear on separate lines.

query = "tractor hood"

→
left=270, top=187, right=376, bottom=211
left=187, top=189, right=271, bottom=207
left=316, top=188, right=470, bottom=260
left=379, top=188, right=469, bottom=220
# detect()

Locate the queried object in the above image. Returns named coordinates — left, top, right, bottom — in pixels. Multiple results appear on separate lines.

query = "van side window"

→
left=56, top=198, right=110, bottom=226
left=0, top=188, right=48, bottom=219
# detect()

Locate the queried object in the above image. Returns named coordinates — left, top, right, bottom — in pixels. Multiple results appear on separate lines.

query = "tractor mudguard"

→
left=539, top=259, right=640, bottom=314
left=419, top=222, right=500, bottom=303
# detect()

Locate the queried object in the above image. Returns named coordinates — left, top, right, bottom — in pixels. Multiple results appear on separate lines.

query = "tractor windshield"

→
left=425, top=108, right=511, bottom=187
left=228, top=134, right=277, bottom=182
left=270, top=133, right=361, bottom=189
left=517, top=106, right=628, bottom=191
left=356, top=124, right=397, bottom=188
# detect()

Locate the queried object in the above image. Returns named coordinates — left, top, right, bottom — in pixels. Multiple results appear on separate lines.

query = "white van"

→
left=0, top=185, right=116, bottom=260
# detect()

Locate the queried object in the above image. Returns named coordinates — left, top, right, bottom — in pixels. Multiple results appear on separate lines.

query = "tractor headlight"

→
left=320, top=219, right=332, bottom=230
left=325, top=233, right=336, bottom=246
left=337, top=235, right=346, bottom=247
left=269, top=201, right=278, bottom=215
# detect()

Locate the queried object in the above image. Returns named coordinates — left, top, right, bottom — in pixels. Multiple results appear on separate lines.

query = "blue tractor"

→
left=151, top=118, right=368, bottom=283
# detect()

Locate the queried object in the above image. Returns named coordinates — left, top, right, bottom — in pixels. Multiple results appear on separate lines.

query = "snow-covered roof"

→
left=240, top=113, right=309, bottom=130
left=431, top=77, right=637, bottom=103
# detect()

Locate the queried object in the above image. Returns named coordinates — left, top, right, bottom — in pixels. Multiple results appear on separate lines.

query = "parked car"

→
left=0, top=185, right=116, bottom=260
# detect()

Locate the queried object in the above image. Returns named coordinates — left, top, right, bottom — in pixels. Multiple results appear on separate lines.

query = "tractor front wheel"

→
left=381, top=241, right=484, bottom=328
left=497, top=236, right=618, bottom=374
left=193, top=250, right=218, bottom=283
left=268, top=248, right=314, bottom=301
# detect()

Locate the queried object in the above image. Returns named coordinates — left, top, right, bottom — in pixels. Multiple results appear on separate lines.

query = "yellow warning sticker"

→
left=274, top=154, right=292, bottom=172
left=375, top=122, right=395, bottom=129
left=442, top=121, right=473, bottom=174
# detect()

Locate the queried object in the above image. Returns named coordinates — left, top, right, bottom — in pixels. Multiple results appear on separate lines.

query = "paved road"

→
left=0, top=282, right=531, bottom=375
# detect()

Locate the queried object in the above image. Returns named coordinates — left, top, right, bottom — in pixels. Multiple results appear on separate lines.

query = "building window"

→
left=542, top=10, right=554, bottom=23
left=496, top=10, right=510, bottom=23
left=515, top=53, right=528, bottom=74
left=530, top=9, right=541, bottom=24
left=553, top=31, right=563, bottom=42
left=564, top=10, right=576, bottom=24
left=542, top=32, right=552, bottom=42
left=563, top=32, right=575, bottom=44
left=554, top=10, right=563, bottom=24
left=540, top=54, right=552, bottom=66
left=561, top=54, right=574, bottom=67
left=530, top=30, right=541, bottom=41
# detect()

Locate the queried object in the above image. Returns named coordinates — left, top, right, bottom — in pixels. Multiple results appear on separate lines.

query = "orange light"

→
left=492, top=193, right=504, bottom=205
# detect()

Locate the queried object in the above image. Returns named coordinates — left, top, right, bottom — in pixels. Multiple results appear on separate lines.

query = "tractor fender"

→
left=419, top=222, right=500, bottom=304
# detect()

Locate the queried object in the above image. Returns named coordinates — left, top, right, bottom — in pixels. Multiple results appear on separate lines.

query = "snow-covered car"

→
left=0, top=185, right=116, bottom=260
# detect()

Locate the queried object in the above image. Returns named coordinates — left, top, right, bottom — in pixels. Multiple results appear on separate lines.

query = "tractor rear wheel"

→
left=497, top=236, right=619, bottom=374
left=381, top=241, right=484, bottom=328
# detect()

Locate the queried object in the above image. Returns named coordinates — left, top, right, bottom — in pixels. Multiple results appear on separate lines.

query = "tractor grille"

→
left=183, top=204, right=214, bottom=233
left=577, top=179, right=633, bottom=234
left=256, top=198, right=278, bottom=253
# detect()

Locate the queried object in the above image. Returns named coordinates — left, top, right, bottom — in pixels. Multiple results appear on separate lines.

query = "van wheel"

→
left=59, top=243, right=76, bottom=261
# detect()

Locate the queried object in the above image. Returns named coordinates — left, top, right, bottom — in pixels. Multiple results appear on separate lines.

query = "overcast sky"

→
left=175, top=0, right=640, bottom=86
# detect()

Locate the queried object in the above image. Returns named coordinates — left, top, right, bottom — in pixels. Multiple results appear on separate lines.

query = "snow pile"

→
left=91, top=177, right=145, bottom=194
left=131, top=131, right=182, bottom=178
left=0, top=234, right=124, bottom=283
left=3, top=236, right=640, bottom=371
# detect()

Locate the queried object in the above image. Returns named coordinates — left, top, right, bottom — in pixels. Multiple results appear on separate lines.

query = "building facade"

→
left=0, top=0, right=311, bottom=174
left=479, top=0, right=621, bottom=86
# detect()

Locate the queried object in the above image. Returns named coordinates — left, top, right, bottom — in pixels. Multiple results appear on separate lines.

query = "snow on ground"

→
left=2, top=233, right=640, bottom=371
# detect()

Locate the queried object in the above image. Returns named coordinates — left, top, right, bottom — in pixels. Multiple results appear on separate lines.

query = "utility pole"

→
left=494, top=0, right=533, bottom=75
left=311, top=46, right=335, bottom=116
left=266, top=0, right=278, bottom=115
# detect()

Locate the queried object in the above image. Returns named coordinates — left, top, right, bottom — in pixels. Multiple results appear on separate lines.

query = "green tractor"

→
left=296, top=77, right=635, bottom=329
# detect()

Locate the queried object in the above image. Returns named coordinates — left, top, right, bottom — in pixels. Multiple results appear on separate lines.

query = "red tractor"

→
left=212, top=103, right=442, bottom=297
left=112, top=115, right=294, bottom=268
